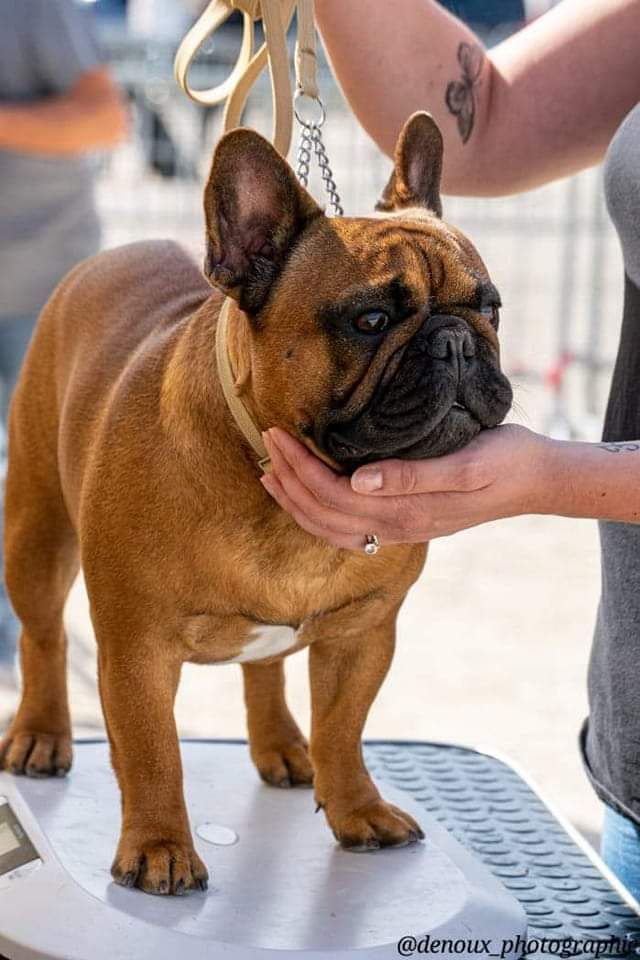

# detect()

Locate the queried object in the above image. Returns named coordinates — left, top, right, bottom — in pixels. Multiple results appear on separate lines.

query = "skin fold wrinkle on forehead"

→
left=312, top=219, right=477, bottom=313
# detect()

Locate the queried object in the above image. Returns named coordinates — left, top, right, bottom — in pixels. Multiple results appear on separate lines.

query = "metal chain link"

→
left=294, top=93, right=344, bottom=217
left=295, top=121, right=313, bottom=189
left=309, top=124, right=344, bottom=217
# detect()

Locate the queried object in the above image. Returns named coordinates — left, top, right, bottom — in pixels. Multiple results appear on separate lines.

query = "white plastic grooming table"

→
left=0, top=740, right=638, bottom=960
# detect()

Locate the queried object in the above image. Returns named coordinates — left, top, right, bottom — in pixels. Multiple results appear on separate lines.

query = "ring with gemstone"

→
left=363, top=533, right=380, bottom=556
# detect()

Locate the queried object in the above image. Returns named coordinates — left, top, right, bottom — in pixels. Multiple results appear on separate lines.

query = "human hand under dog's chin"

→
left=260, top=424, right=559, bottom=549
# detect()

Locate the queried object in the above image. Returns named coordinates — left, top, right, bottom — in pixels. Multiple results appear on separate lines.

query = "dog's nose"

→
left=427, top=327, right=476, bottom=380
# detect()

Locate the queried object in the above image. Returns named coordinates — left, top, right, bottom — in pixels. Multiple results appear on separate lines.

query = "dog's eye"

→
left=481, top=304, right=500, bottom=330
left=352, top=310, right=390, bottom=335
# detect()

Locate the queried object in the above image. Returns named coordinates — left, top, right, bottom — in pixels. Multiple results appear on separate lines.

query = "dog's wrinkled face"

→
left=203, top=113, right=512, bottom=470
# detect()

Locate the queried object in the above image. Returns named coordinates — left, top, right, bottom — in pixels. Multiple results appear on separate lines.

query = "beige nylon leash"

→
left=175, top=0, right=342, bottom=473
left=174, top=0, right=318, bottom=158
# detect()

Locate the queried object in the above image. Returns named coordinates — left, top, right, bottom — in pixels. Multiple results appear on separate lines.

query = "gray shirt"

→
left=0, top=0, right=103, bottom=318
left=605, top=103, right=640, bottom=289
left=581, top=102, right=640, bottom=826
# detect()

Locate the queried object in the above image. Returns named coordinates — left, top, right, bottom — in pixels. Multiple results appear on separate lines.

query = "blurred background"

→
left=2, top=0, right=625, bottom=847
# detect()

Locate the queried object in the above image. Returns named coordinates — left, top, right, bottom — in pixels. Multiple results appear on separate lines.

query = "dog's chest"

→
left=228, top=624, right=300, bottom=663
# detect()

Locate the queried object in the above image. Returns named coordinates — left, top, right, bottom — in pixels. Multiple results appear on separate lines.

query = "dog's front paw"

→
left=111, top=834, right=209, bottom=896
left=251, top=738, right=314, bottom=788
left=325, top=798, right=425, bottom=851
left=0, top=728, right=72, bottom=778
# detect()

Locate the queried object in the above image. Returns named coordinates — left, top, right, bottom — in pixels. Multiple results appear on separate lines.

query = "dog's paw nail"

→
left=27, top=765, right=55, bottom=779
left=118, top=870, right=138, bottom=888
left=197, top=877, right=209, bottom=892
left=157, top=880, right=169, bottom=894
left=175, top=879, right=186, bottom=896
left=276, top=777, right=291, bottom=789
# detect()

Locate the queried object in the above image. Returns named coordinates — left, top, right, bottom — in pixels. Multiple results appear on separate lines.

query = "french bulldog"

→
left=0, top=112, right=512, bottom=895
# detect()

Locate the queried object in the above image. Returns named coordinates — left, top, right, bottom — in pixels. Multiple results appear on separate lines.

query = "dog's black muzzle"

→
left=317, top=313, right=513, bottom=470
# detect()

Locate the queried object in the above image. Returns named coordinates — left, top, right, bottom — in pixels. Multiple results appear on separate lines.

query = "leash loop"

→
left=175, top=0, right=343, bottom=212
left=175, top=0, right=296, bottom=157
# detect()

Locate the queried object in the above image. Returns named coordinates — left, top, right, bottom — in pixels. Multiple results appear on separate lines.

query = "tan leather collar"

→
left=215, top=297, right=271, bottom=473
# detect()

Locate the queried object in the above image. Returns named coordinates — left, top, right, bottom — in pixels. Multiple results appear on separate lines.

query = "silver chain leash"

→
left=294, top=91, right=344, bottom=217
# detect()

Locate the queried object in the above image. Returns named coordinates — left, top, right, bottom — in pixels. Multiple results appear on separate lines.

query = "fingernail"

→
left=352, top=469, right=383, bottom=493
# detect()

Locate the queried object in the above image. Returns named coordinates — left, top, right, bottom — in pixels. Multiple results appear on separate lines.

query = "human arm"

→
left=0, top=66, right=127, bottom=155
left=315, top=0, right=640, bottom=196
left=259, top=426, right=640, bottom=549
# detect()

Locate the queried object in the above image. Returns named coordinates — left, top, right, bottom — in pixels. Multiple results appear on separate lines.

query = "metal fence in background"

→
left=96, top=34, right=624, bottom=441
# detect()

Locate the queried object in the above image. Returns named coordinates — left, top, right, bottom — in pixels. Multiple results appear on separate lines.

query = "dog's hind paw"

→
left=0, top=730, right=72, bottom=778
left=111, top=837, right=209, bottom=896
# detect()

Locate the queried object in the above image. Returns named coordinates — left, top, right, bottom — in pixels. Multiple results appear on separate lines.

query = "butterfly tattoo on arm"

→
left=445, top=42, right=484, bottom=144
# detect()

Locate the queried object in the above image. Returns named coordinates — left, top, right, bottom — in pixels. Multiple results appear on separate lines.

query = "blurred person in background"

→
left=126, top=0, right=209, bottom=177
left=0, top=0, right=126, bottom=689
left=127, top=0, right=202, bottom=41
left=259, top=0, right=640, bottom=896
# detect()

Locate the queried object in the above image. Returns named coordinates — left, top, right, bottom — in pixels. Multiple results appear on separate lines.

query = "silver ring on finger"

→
left=363, top=533, right=380, bottom=556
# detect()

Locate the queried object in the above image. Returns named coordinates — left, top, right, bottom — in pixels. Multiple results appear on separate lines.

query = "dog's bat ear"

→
left=376, top=112, right=444, bottom=218
left=203, top=128, right=323, bottom=314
